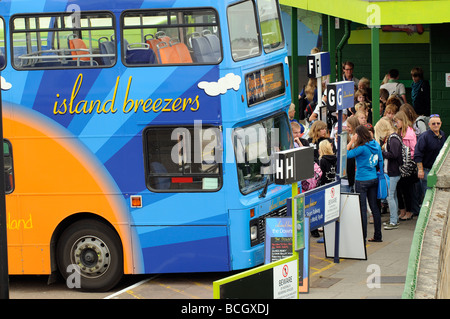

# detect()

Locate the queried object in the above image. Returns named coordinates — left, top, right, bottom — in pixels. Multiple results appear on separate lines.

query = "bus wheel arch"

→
left=51, top=213, right=124, bottom=292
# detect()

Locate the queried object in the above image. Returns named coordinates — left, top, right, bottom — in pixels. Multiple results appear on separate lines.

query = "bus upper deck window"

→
left=11, top=12, right=116, bottom=70
left=227, top=1, right=261, bottom=61
left=122, top=9, right=222, bottom=66
left=257, top=0, right=284, bottom=53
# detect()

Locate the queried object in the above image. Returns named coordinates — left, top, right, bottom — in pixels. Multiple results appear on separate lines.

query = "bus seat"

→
left=99, top=37, right=115, bottom=65
left=191, top=36, right=215, bottom=63
left=157, top=41, right=180, bottom=64
left=150, top=162, right=171, bottom=190
left=155, top=31, right=170, bottom=44
left=172, top=41, right=193, bottom=64
left=203, top=33, right=221, bottom=62
left=126, top=44, right=156, bottom=65
left=69, top=38, right=90, bottom=61
left=0, top=53, right=5, bottom=69
left=145, top=34, right=161, bottom=62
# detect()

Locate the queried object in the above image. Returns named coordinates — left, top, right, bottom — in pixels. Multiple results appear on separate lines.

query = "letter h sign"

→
left=274, top=147, right=314, bottom=185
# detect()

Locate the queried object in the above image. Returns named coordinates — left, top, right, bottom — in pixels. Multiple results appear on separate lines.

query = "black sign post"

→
left=0, top=76, right=9, bottom=299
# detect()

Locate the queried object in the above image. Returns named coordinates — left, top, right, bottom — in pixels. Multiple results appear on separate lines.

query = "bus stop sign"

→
left=274, top=147, right=314, bottom=185
left=327, top=81, right=354, bottom=111
left=307, top=52, right=330, bottom=78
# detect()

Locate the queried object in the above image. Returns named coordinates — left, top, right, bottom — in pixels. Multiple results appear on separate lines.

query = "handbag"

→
left=377, top=172, right=390, bottom=200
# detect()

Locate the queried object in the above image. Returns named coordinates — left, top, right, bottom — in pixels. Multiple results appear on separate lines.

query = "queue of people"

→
left=290, top=61, right=445, bottom=244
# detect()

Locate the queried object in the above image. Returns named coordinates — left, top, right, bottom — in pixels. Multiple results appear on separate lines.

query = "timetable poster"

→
left=264, top=217, right=292, bottom=264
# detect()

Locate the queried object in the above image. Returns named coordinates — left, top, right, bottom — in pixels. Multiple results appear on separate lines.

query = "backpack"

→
left=384, top=82, right=404, bottom=101
left=414, top=115, right=429, bottom=136
left=304, top=102, right=316, bottom=121
left=301, top=162, right=322, bottom=192
left=388, top=133, right=417, bottom=178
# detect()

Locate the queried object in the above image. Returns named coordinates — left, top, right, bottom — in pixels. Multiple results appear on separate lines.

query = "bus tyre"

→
left=56, top=219, right=123, bottom=292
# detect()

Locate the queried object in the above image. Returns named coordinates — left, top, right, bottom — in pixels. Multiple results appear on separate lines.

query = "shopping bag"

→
left=377, top=172, right=389, bottom=200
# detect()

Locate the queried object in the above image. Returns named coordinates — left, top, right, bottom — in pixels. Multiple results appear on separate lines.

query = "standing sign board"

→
left=324, top=193, right=367, bottom=260
left=264, top=214, right=310, bottom=294
left=265, top=218, right=292, bottom=264
left=213, top=255, right=299, bottom=299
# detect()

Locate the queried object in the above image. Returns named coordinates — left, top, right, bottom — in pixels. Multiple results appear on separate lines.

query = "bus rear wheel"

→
left=56, top=219, right=123, bottom=292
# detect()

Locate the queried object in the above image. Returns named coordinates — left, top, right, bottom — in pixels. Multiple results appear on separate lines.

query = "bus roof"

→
left=0, top=0, right=235, bottom=16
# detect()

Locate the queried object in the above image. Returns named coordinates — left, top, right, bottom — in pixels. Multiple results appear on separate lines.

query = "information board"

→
left=245, top=63, right=285, bottom=106
left=304, top=181, right=341, bottom=230
left=265, top=218, right=292, bottom=264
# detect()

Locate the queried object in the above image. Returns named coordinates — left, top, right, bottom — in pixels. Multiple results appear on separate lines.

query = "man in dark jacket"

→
left=410, top=67, right=430, bottom=116
left=414, top=114, right=446, bottom=195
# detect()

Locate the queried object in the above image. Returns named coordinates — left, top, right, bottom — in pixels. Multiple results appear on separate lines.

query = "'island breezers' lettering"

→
left=53, top=74, right=200, bottom=116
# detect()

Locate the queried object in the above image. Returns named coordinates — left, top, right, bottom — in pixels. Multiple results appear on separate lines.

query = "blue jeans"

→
left=355, top=178, right=382, bottom=241
left=419, top=168, right=430, bottom=197
left=341, top=183, right=354, bottom=193
left=411, top=180, right=422, bottom=216
left=387, top=175, right=401, bottom=224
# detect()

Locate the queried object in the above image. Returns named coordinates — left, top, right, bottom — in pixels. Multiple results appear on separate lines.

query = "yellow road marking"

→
left=157, top=282, right=201, bottom=299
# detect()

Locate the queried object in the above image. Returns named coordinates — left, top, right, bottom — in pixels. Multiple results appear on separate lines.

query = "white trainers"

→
left=384, top=223, right=399, bottom=230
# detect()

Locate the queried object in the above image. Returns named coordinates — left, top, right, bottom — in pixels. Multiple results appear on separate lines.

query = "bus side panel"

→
left=135, top=225, right=229, bottom=273
left=3, top=103, right=142, bottom=275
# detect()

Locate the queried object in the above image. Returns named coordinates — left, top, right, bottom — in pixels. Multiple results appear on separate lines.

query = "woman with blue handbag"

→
left=347, top=124, right=384, bottom=243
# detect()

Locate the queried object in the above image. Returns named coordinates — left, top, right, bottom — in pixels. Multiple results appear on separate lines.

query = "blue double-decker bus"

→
left=0, top=0, right=293, bottom=291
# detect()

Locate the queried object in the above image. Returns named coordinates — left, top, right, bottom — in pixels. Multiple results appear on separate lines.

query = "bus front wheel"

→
left=56, top=219, right=123, bottom=292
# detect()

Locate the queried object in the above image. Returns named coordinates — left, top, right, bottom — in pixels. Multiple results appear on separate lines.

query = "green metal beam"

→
left=371, top=27, right=380, bottom=124
left=291, top=7, right=299, bottom=120
left=327, top=15, right=336, bottom=83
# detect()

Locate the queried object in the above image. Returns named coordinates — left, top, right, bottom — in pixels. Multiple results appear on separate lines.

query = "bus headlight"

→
left=250, top=225, right=258, bottom=240
left=249, top=219, right=259, bottom=246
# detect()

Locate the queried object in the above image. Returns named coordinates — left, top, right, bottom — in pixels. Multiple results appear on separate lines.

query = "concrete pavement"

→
left=302, top=212, right=416, bottom=299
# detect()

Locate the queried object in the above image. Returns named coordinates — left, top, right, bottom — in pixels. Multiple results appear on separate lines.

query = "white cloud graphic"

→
left=1, top=76, right=11, bottom=91
left=198, top=73, right=241, bottom=97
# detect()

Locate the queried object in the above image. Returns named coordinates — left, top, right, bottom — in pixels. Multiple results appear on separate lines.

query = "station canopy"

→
left=280, top=0, right=450, bottom=26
